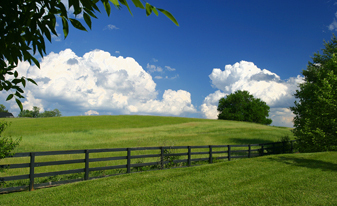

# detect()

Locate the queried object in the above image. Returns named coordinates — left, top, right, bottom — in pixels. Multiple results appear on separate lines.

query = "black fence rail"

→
left=0, top=140, right=296, bottom=193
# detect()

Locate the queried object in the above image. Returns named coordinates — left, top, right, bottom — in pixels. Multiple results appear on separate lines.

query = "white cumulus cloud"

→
left=202, top=61, right=304, bottom=127
left=14, top=49, right=196, bottom=117
left=85, top=110, right=99, bottom=116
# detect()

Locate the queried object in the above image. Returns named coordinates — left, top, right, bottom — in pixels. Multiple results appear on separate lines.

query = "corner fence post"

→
left=228, top=145, right=231, bottom=161
left=188, top=146, right=191, bottom=166
left=29, top=152, right=35, bottom=191
left=127, top=148, right=131, bottom=173
left=160, top=147, right=164, bottom=169
left=209, top=145, right=213, bottom=163
left=248, top=144, right=251, bottom=158
left=85, top=150, right=89, bottom=180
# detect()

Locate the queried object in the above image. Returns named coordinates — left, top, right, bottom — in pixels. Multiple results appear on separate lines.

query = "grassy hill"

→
left=1, top=151, right=336, bottom=205
left=2, top=115, right=293, bottom=152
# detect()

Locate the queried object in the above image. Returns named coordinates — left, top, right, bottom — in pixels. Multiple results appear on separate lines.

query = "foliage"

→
left=290, top=35, right=337, bottom=153
left=1, top=0, right=178, bottom=110
left=18, top=106, right=62, bottom=118
left=0, top=122, right=21, bottom=172
left=0, top=104, right=8, bottom=113
left=217, top=90, right=272, bottom=125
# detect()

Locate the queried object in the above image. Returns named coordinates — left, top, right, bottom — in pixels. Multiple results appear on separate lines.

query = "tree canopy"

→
left=18, top=106, right=62, bottom=118
left=217, top=90, right=272, bottom=125
left=290, top=35, right=337, bottom=152
left=1, top=0, right=178, bottom=110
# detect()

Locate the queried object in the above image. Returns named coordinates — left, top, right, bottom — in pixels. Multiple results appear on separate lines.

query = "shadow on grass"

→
left=269, top=156, right=337, bottom=172
left=228, top=138, right=273, bottom=145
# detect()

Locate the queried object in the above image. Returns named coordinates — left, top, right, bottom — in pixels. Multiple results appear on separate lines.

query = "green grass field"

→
left=2, top=115, right=335, bottom=205
left=2, top=115, right=293, bottom=152
left=1, top=152, right=336, bottom=206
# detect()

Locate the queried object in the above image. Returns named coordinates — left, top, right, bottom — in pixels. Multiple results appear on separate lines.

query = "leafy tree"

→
left=290, top=36, right=337, bottom=153
left=1, top=0, right=178, bottom=110
left=0, top=122, right=21, bottom=172
left=217, top=90, right=272, bottom=125
left=0, top=104, right=8, bottom=113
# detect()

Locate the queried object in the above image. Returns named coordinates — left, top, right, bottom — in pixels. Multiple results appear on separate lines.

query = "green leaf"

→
left=15, top=98, right=23, bottom=111
left=27, top=78, right=38, bottom=86
left=83, top=13, right=92, bottom=29
left=69, top=18, right=87, bottom=31
left=22, top=78, right=26, bottom=87
left=110, top=0, right=120, bottom=7
left=158, top=8, right=179, bottom=26
left=14, top=71, right=18, bottom=78
left=12, top=79, right=21, bottom=84
left=6, top=94, right=14, bottom=101
left=152, top=7, right=158, bottom=16
left=31, top=57, right=40, bottom=68
left=103, top=0, right=111, bottom=16
left=119, top=0, right=133, bottom=16
left=58, top=2, right=68, bottom=17
left=62, top=16, right=69, bottom=38
left=146, top=3, right=152, bottom=16
left=131, top=0, right=144, bottom=9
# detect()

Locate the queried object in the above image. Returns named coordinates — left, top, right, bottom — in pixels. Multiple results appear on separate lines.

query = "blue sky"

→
left=4, top=0, right=337, bottom=127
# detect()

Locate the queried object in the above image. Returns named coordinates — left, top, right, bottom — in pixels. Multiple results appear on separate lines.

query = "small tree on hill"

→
left=290, top=35, right=337, bottom=152
left=217, top=90, right=272, bottom=125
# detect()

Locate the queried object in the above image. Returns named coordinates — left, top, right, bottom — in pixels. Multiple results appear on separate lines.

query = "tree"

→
left=217, top=90, right=272, bottom=125
left=1, top=0, right=178, bottom=110
left=290, top=36, right=337, bottom=153
left=0, top=104, right=8, bottom=113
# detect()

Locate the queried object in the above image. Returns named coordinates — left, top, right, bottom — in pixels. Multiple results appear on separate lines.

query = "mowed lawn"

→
left=1, top=152, right=336, bottom=206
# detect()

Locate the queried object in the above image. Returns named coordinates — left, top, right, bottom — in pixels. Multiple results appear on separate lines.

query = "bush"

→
left=0, top=122, right=21, bottom=172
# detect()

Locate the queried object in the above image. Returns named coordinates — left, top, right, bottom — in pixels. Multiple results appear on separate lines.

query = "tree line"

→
left=18, top=106, right=61, bottom=118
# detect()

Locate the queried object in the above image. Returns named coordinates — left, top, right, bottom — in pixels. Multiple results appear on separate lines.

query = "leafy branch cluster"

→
left=1, top=0, right=178, bottom=110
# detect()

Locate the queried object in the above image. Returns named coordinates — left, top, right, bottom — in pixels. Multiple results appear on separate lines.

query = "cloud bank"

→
left=13, top=49, right=196, bottom=116
left=201, top=61, right=303, bottom=127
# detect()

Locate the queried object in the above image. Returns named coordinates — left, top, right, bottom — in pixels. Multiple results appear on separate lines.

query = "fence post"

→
left=209, top=145, right=213, bottom=163
left=29, top=152, right=35, bottom=191
left=160, top=147, right=164, bottom=169
left=85, top=150, right=89, bottom=180
left=228, top=145, right=231, bottom=161
left=127, top=148, right=131, bottom=173
left=188, top=146, right=191, bottom=166
left=248, top=144, right=251, bottom=158
left=261, top=144, right=264, bottom=156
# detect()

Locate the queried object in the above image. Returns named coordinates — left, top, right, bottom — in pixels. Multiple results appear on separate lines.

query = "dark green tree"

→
left=1, top=0, right=178, bottom=110
left=217, top=90, right=272, bottom=125
left=0, top=104, right=8, bottom=113
left=290, top=36, right=337, bottom=153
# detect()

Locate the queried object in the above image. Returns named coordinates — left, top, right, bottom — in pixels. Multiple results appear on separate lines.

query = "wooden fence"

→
left=0, top=140, right=296, bottom=193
